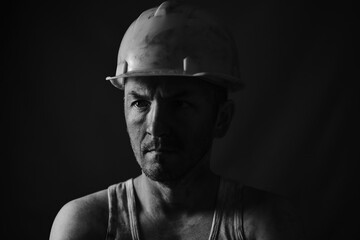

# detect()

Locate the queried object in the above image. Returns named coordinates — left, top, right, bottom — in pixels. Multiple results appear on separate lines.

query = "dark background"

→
left=3, top=0, right=358, bottom=239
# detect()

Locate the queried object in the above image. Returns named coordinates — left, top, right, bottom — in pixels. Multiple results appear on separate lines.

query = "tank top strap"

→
left=211, top=178, right=246, bottom=240
left=234, top=183, right=246, bottom=240
left=126, top=179, right=141, bottom=240
left=208, top=177, right=226, bottom=240
left=106, top=179, right=137, bottom=240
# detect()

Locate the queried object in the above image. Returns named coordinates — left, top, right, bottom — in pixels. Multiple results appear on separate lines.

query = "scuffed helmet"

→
left=106, top=1, right=243, bottom=92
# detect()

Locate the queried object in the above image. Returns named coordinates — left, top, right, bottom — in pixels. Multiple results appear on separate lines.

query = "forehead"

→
left=124, top=76, right=215, bottom=98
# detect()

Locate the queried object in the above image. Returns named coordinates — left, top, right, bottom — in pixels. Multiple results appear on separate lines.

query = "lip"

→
left=147, top=149, right=176, bottom=154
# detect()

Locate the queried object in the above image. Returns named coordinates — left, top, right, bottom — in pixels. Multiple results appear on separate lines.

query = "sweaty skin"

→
left=49, top=77, right=305, bottom=240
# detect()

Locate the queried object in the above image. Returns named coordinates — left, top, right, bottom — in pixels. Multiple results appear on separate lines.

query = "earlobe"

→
left=214, top=100, right=235, bottom=138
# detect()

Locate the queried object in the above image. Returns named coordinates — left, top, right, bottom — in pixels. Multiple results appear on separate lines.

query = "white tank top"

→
left=106, top=177, right=246, bottom=240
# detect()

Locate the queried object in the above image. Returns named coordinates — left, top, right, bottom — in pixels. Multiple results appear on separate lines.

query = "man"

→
left=50, top=1, right=305, bottom=239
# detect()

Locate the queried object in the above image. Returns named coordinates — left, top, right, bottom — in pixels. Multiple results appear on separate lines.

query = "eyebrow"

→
left=127, top=91, right=149, bottom=99
left=127, top=89, right=194, bottom=100
left=167, top=90, right=193, bottom=99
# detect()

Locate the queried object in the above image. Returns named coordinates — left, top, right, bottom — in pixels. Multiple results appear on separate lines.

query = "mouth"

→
left=147, top=148, right=176, bottom=153
left=142, top=139, right=179, bottom=155
left=144, top=145, right=179, bottom=155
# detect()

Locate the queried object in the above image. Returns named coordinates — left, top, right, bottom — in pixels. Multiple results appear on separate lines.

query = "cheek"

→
left=177, top=114, right=216, bottom=148
left=126, top=114, right=146, bottom=149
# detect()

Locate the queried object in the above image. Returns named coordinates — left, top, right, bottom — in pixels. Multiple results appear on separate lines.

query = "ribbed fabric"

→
left=126, top=180, right=141, bottom=240
left=106, top=178, right=245, bottom=240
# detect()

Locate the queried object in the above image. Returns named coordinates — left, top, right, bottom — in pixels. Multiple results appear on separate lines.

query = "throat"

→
left=133, top=174, right=221, bottom=240
left=134, top=172, right=220, bottom=216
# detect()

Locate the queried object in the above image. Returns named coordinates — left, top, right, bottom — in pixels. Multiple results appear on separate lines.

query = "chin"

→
left=141, top=161, right=186, bottom=184
left=138, top=151, right=202, bottom=184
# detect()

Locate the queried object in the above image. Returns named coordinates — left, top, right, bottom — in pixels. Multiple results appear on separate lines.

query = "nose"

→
left=146, top=101, right=170, bottom=137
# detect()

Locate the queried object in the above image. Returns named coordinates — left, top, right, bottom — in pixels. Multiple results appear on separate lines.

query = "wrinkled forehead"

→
left=124, top=76, right=216, bottom=98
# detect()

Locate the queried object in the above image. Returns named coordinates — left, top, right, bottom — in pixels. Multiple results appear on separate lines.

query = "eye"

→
left=173, top=100, right=191, bottom=109
left=132, top=100, right=150, bottom=110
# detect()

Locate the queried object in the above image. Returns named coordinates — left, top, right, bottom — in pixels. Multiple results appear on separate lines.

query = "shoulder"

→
left=49, top=189, right=109, bottom=240
left=241, top=186, right=305, bottom=240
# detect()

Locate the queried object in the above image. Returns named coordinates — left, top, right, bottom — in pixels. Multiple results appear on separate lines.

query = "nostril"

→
left=146, top=121, right=170, bottom=137
left=146, top=116, right=170, bottom=138
left=146, top=100, right=171, bottom=137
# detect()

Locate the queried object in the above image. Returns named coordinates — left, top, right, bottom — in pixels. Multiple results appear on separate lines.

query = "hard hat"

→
left=106, top=1, right=243, bottom=92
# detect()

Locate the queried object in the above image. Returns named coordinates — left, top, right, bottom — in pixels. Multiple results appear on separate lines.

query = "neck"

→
left=133, top=152, right=220, bottom=218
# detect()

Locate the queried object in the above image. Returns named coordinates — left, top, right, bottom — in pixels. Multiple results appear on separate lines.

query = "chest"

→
left=139, top=212, right=215, bottom=240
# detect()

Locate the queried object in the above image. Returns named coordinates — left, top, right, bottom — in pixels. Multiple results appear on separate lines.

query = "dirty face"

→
left=124, top=76, right=219, bottom=183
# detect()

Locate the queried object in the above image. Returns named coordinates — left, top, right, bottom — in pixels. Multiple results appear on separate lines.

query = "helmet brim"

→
left=106, top=70, right=244, bottom=92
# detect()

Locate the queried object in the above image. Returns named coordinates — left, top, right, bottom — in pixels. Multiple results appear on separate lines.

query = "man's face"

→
left=124, top=76, right=219, bottom=183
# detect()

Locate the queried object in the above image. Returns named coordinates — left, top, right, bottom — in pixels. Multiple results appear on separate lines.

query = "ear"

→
left=213, top=100, right=235, bottom=138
